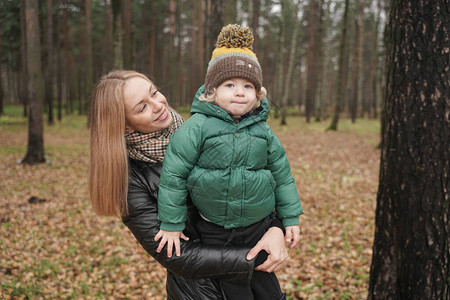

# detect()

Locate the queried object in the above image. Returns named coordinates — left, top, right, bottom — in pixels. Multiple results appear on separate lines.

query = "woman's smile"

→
left=156, top=108, right=169, bottom=122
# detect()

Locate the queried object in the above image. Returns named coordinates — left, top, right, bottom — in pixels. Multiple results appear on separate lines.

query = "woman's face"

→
left=123, top=77, right=173, bottom=133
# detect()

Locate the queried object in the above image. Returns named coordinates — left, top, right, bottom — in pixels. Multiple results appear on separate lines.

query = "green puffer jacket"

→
left=158, top=85, right=303, bottom=231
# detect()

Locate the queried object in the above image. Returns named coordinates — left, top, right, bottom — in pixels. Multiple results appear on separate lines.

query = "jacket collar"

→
left=190, top=85, right=269, bottom=128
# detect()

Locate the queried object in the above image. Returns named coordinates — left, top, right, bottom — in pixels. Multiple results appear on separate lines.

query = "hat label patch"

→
left=236, top=59, right=245, bottom=66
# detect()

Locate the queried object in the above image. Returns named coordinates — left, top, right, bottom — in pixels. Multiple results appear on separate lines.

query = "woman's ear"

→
left=125, top=126, right=134, bottom=134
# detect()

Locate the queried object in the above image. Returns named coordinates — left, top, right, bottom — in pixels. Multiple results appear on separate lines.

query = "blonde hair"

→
left=89, top=70, right=151, bottom=216
left=199, top=86, right=268, bottom=103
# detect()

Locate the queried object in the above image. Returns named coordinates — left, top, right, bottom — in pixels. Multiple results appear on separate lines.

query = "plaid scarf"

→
left=125, top=109, right=184, bottom=164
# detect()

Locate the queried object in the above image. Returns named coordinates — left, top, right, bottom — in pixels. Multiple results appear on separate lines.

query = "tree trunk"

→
left=328, top=0, right=350, bottom=131
left=112, top=0, right=123, bottom=69
left=280, top=0, right=300, bottom=126
left=368, top=1, right=450, bottom=298
left=149, top=0, right=156, bottom=76
left=45, top=0, right=54, bottom=125
left=251, top=0, right=260, bottom=53
left=224, top=0, right=237, bottom=24
left=197, top=0, right=204, bottom=79
left=84, top=0, right=93, bottom=115
left=0, top=29, right=3, bottom=115
left=370, top=0, right=382, bottom=119
left=22, top=0, right=45, bottom=164
left=55, top=0, right=62, bottom=121
left=349, top=0, right=365, bottom=123
left=278, top=0, right=286, bottom=123
left=122, top=0, right=132, bottom=69
left=62, top=3, right=73, bottom=115
left=315, top=0, right=327, bottom=122
left=305, top=0, right=319, bottom=123
left=20, top=0, right=28, bottom=117
left=208, top=1, right=225, bottom=48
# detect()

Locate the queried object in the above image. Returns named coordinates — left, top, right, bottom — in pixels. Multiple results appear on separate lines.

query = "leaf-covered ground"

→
left=0, top=112, right=380, bottom=299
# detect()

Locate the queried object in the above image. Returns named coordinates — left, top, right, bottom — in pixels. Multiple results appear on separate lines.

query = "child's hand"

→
left=155, top=230, right=189, bottom=257
left=285, top=225, right=300, bottom=248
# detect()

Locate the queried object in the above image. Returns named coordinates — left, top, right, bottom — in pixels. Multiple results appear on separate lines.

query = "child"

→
left=156, top=24, right=303, bottom=299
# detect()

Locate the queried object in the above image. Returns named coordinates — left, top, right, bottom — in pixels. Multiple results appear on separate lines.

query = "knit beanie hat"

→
left=204, top=24, right=262, bottom=95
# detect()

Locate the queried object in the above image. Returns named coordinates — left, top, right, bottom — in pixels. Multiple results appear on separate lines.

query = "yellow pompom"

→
left=216, top=24, right=254, bottom=49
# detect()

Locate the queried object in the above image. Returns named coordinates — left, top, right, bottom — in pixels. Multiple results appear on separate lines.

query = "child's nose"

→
left=236, top=86, right=245, bottom=95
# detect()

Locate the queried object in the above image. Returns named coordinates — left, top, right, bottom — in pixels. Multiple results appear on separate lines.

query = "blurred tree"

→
left=45, top=0, right=55, bottom=125
left=22, top=0, right=45, bottom=164
left=328, top=0, right=349, bottom=130
left=20, top=0, right=28, bottom=117
left=369, top=0, right=449, bottom=298
left=305, top=0, right=319, bottom=123
left=122, top=0, right=132, bottom=69
left=349, top=0, right=365, bottom=123
left=0, top=30, right=3, bottom=115
left=280, top=0, right=301, bottom=125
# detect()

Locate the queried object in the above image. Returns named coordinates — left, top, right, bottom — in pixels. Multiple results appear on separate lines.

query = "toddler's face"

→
left=215, top=78, right=258, bottom=119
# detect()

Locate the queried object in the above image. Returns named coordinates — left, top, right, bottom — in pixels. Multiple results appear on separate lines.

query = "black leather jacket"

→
left=122, top=159, right=256, bottom=299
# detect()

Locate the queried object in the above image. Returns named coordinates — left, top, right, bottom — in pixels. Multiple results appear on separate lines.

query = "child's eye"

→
left=225, top=83, right=234, bottom=88
left=244, top=84, right=253, bottom=89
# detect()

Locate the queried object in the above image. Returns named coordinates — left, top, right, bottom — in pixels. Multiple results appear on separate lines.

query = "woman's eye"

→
left=140, top=104, right=147, bottom=112
left=152, top=90, right=159, bottom=97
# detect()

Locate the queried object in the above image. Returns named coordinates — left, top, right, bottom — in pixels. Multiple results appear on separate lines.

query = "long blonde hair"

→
left=89, top=70, right=151, bottom=216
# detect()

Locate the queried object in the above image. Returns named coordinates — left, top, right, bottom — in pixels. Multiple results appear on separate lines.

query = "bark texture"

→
left=368, top=1, right=449, bottom=299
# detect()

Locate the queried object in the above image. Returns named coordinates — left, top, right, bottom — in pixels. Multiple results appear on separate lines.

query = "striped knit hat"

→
left=204, top=24, right=262, bottom=95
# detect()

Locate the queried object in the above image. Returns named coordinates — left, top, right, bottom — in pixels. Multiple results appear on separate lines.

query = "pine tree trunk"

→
left=251, top=0, right=260, bottom=53
left=368, top=1, right=450, bottom=298
left=280, top=1, right=300, bottom=126
left=349, top=0, right=365, bottom=123
left=315, top=0, right=327, bottom=122
left=22, top=0, right=45, bottom=164
left=368, top=3, right=381, bottom=119
left=328, top=0, right=349, bottom=131
left=84, top=0, right=93, bottom=115
left=224, top=0, right=237, bottom=24
left=62, top=3, right=73, bottom=115
left=149, top=0, right=156, bottom=76
left=0, top=30, right=3, bottom=115
left=20, top=0, right=28, bottom=117
left=305, top=0, right=319, bottom=123
left=45, top=0, right=54, bottom=125
left=112, top=0, right=123, bottom=69
left=55, top=0, right=63, bottom=121
left=122, top=0, right=132, bottom=69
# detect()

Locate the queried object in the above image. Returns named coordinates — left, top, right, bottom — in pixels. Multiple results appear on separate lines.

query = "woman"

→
left=89, top=70, right=288, bottom=299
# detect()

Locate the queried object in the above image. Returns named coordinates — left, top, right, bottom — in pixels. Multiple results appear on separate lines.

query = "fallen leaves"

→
left=0, top=116, right=380, bottom=299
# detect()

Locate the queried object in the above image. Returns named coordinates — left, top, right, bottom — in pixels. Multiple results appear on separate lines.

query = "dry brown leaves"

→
left=0, top=117, right=380, bottom=299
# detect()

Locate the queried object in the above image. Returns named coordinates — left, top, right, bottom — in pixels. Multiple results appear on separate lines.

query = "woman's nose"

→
left=150, top=98, right=164, bottom=112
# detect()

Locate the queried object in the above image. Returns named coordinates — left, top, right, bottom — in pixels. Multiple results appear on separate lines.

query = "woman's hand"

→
left=155, top=230, right=189, bottom=258
left=246, top=227, right=288, bottom=273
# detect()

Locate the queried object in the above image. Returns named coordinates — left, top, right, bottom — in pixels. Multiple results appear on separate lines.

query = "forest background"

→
left=0, top=0, right=385, bottom=126
left=3, top=0, right=448, bottom=299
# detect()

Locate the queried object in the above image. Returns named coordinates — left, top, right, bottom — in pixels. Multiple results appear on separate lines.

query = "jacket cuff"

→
left=282, top=216, right=300, bottom=227
left=160, top=222, right=185, bottom=231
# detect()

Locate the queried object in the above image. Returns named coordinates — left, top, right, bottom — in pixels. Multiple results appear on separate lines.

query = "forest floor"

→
left=0, top=108, right=380, bottom=299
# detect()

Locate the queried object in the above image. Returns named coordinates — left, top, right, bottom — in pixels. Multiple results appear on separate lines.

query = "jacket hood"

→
left=190, top=85, right=270, bottom=127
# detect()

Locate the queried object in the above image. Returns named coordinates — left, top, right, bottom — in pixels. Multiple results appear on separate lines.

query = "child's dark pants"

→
left=195, top=214, right=285, bottom=300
